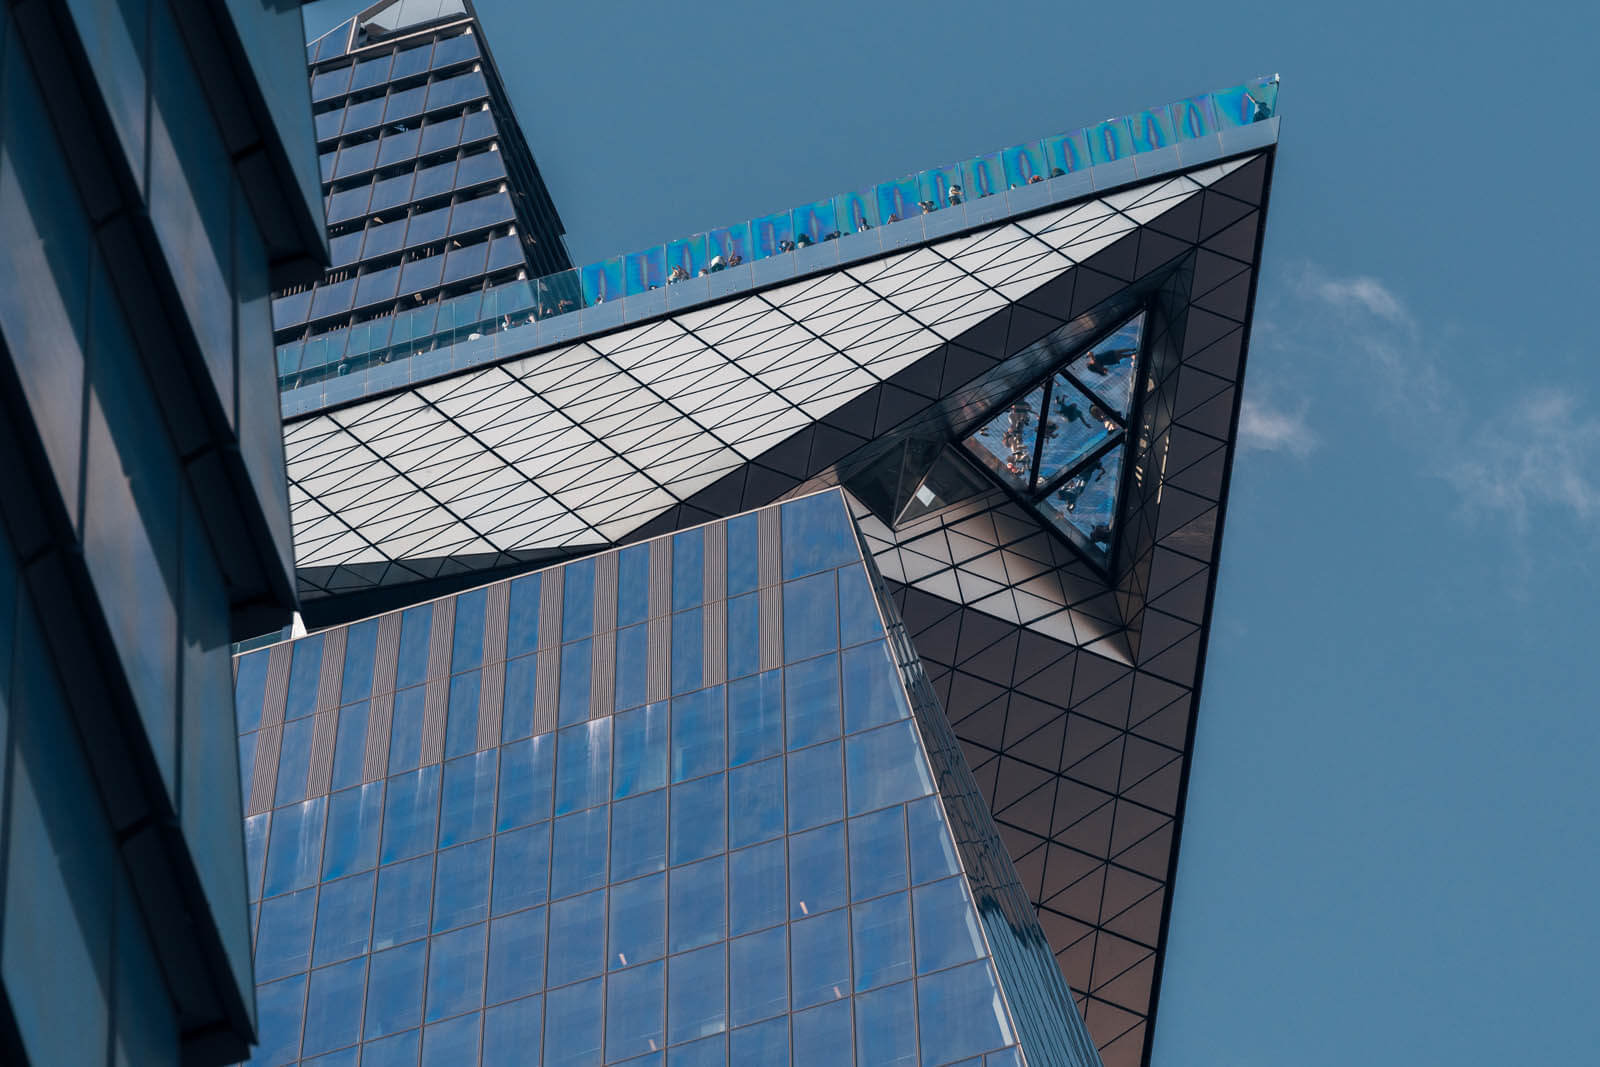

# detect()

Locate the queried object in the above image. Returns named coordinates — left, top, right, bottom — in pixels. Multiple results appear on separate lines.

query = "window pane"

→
left=331, top=701, right=368, bottom=791
left=314, top=871, right=374, bottom=966
left=396, top=605, right=431, bottom=688
left=614, top=624, right=648, bottom=711
left=502, top=654, right=537, bottom=741
left=784, top=652, right=840, bottom=748
left=606, top=959, right=665, bottom=1061
left=731, top=1016, right=788, bottom=1063
left=323, top=783, right=383, bottom=880
left=554, top=718, right=610, bottom=815
left=913, top=877, right=986, bottom=973
left=486, top=907, right=546, bottom=1005
left=728, top=756, right=783, bottom=849
left=729, top=839, right=785, bottom=936
left=264, top=795, right=325, bottom=896
left=730, top=926, right=788, bottom=1026
left=852, top=892, right=914, bottom=991
left=726, top=513, right=758, bottom=595
left=792, top=999, right=852, bottom=1064
left=563, top=557, right=595, bottom=639
left=670, top=686, right=723, bottom=783
left=364, top=940, right=425, bottom=1039
left=550, top=806, right=608, bottom=899
left=609, top=789, right=667, bottom=882
left=484, top=994, right=542, bottom=1063
left=849, top=805, right=909, bottom=902
left=782, top=573, right=837, bottom=662
left=667, top=944, right=726, bottom=1046
left=612, top=701, right=668, bottom=798
left=445, top=670, right=481, bottom=759
left=303, top=957, right=366, bottom=1057
left=855, top=980, right=918, bottom=1067
left=668, top=855, right=726, bottom=952
left=907, top=795, right=961, bottom=884
left=490, top=822, right=549, bottom=915
left=727, top=670, right=781, bottom=767
left=669, top=773, right=724, bottom=865
left=671, top=607, right=703, bottom=695
left=496, top=733, right=553, bottom=831
left=342, top=619, right=380, bottom=703
left=506, top=573, right=541, bottom=657
left=672, top=528, right=704, bottom=610
left=790, top=909, right=850, bottom=1009
left=423, top=922, right=485, bottom=1022
left=617, top=545, right=650, bottom=626
left=256, top=888, right=314, bottom=980
left=842, top=641, right=910, bottom=734
left=431, top=838, right=491, bottom=932
left=546, top=890, right=605, bottom=985
left=847, top=720, right=935, bottom=815
left=788, top=821, right=846, bottom=919
left=726, top=592, right=760, bottom=680
left=452, top=587, right=487, bottom=671
left=780, top=493, right=859, bottom=579
left=915, top=961, right=1014, bottom=1064
left=388, top=686, right=425, bottom=772
left=607, top=872, right=664, bottom=970
left=557, top=639, right=592, bottom=726
left=381, top=765, right=441, bottom=863
left=373, top=856, right=432, bottom=949
left=543, top=977, right=602, bottom=1066
left=786, top=741, right=842, bottom=832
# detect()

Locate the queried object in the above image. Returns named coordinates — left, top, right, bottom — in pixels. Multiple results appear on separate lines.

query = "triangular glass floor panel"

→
left=964, top=384, right=1045, bottom=491
left=897, top=447, right=991, bottom=526
left=1034, top=376, right=1116, bottom=486
left=1038, top=444, right=1126, bottom=559
left=1064, top=312, right=1144, bottom=419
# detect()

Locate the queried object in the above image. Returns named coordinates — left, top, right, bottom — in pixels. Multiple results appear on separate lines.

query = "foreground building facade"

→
left=0, top=0, right=326, bottom=1063
left=243, top=7, right=1278, bottom=1060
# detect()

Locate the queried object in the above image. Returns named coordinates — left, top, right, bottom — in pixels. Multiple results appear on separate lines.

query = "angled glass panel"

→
left=834, top=188, right=876, bottom=233
left=1064, top=312, right=1144, bottom=419
left=750, top=209, right=793, bottom=259
left=1130, top=106, right=1177, bottom=152
left=1001, top=141, right=1047, bottom=187
left=1042, top=128, right=1090, bottom=176
left=706, top=222, right=749, bottom=268
left=917, top=162, right=960, bottom=211
left=579, top=257, right=622, bottom=306
left=624, top=245, right=667, bottom=294
left=1038, top=443, right=1125, bottom=556
left=896, top=447, right=990, bottom=526
left=1033, top=377, right=1114, bottom=488
left=1087, top=116, right=1134, bottom=164
left=874, top=173, right=920, bottom=223
left=792, top=197, right=838, bottom=245
left=963, top=385, right=1045, bottom=490
left=667, top=233, right=709, bottom=280
left=1171, top=92, right=1220, bottom=140
left=961, top=151, right=1003, bottom=199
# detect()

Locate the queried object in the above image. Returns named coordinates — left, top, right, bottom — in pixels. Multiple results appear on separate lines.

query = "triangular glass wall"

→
left=961, top=311, right=1146, bottom=566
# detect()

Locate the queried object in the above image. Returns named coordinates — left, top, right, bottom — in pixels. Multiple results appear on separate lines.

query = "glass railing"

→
left=277, top=75, right=1278, bottom=407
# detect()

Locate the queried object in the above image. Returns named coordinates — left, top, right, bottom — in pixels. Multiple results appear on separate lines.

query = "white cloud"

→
left=1238, top=396, right=1317, bottom=457
left=1283, top=262, right=1600, bottom=539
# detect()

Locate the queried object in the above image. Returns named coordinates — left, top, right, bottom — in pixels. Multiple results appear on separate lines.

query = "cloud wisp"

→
left=1238, top=395, right=1318, bottom=457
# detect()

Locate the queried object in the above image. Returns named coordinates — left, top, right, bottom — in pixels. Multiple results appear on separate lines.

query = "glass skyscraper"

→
left=237, top=491, right=1100, bottom=1066
left=245, top=7, right=1280, bottom=1063
left=0, top=0, right=326, bottom=1063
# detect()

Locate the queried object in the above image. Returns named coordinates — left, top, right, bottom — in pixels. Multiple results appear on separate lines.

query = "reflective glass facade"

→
left=0, top=0, right=325, bottom=1063
left=274, top=0, right=572, bottom=399
left=236, top=492, right=1098, bottom=1065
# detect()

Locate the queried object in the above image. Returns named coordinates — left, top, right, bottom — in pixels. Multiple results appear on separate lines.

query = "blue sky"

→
left=308, top=2, right=1600, bottom=1062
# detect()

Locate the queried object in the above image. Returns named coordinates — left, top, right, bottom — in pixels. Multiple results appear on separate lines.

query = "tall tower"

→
left=271, top=0, right=571, bottom=398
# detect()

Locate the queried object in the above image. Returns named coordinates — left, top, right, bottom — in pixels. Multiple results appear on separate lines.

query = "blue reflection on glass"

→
left=423, top=922, right=486, bottom=1021
left=314, top=871, right=375, bottom=966
left=546, top=890, right=606, bottom=985
left=786, top=740, right=843, bottom=832
left=918, top=164, right=961, bottom=210
left=432, top=838, right=491, bottom=932
left=323, top=783, right=383, bottom=880
left=965, top=385, right=1045, bottom=490
left=606, top=958, right=666, bottom=1060
left=732, top=1015, right=789, bottom=1062
left=608, top=872, right=665, bottom=970
left=332, top=701, right=368, bottom=791
left=728, top=670, right=782, bottom=766
left=785, top=652, right=840, bottom=748
left=497, top=733, right=553, bottom=831
left=790, top=909, right=850, bottom=1009
left=1171, top=93, right=1219, bottom=140
left=847, top=719, right=935, bottom=815
left=256, top=887, right=314, bottom=979
left=729, top=838, right=786, bottom=936
left=616, top=623, right=648, bottom=711
left=490, top=822, right=549, bottom=915
left=915, top=960, right=1014, bottom=1064
left=445, top=670, right=480, bottom=758
left=849, top=805, right=909, bottom=902
left=728, top=927, right=790, bottom=1031
left=855, top=979, right=918, bottom=1065
left=728, top=755, right=784, bottom=849
left=842, top=641, right=909, bottom=733
left=751, top=209, right=793, bottom=259
left=555, top=718, right=610, bottom=815
left=625, top=245, right=668, bottom=295
left=1001, top=142, right=1047, bottom=187
left=439, top=751, right=496, bottom=847
left=483, top=995, right=543, bottom=1064
left=613, top=701, right=668, bottom=798
left=670, top=686, right=723, bottom=782
left=783, top=574, right=838, bottom=663
left=913, top=876, right=987, bottom=973
left=963, top=152, right=1004, bottom=198
left=452, top=587, right=486, bottom=672
left=559, top=639, right=592, bottom=726
left=670, top=773, right=726, bottom=865
left=667, top=943, right=727, bottom=1045
left=788, top=821, right=846, bottom=919
left=550, top=806, right=609, bottom=899
left=907, top=794, right=961, bottom=885
left=852, top=892, right=914, bottom=991
left=563, top=557, right=595, bottom=640
left=396, top=605, right=431, bottom=689
left=610, top=788, right=667, bottom=881
left=1065, top=311, right=1143, bottom=420
left=543, top=975, right=603, bottom=1065
left=837, top=564, right=885, bottom=647
left=792, top=197, right=839, bottom=243
left=669, top=854, right=726, bottom=951
left=618, top=544, right=650, bottom=626
left=875, top=174, right=920, bottom=224
left=1131, top=106, right=1177, bottom=152
left=487, top=907, right=545, bottom=1004
left=381, top=765, right=440, bottom=864
left=389, top=686, right=425, bottom=772
left=834, top=188, right=877, bottom=233
left=286, top=634, right=324, bottom=719
left=364, top=940, right=426, bottom=1039
left=667, top=233, right=709, bottom=280
left=579, top=257, right=623, bottom=306
left=502, top=654, right=537, bottom=741
left=672, top=528, right=704, bottom=610
left=707, top=222, right=750, bottom=266
left=1038, top=444, right=1125, bottom=555
left=1032, top=378, right=1112, bottom=490
left=781, top=493, right=859, bottom=578
left=303, top=956, right=366, bottom=1057
left=792, top=999, right=852, bottom=1064
left=373, top=856, right=432, bottom=949
left=726, top=592, right=760, bottom=680
left=1088, top=117, right=1135, bottom=164
left=264, top=796, right=325, bottom=896
left=672, top=608, right=703, bottom=695
left=422, top=1010, right=480, bottom=1065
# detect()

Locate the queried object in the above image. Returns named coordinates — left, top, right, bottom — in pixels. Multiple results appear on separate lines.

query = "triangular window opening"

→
left=959, top=311, right=1147, bottom=567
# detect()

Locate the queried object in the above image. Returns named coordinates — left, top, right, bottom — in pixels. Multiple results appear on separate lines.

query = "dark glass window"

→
left=369, top=170, right=414, bottom=214
left=391, top=42, right=432, bottom=80
left=419, top=114, right=463, bottom=154
left=412, top=158, right=457, bottom=201
left=311, top=64, right=353, bottom=101
left=350, top=52, right=392, bottom=92
left=448, top=190, right=512, bottom=237
left=431, top=31, right=480, bottom=68
left=376, top=126, right=421, bottom=168
left=455, top=148, right=506, bottom=189
left=384, top=84, right=426, bottom=123
left=426, top=69, right=487, bottom=111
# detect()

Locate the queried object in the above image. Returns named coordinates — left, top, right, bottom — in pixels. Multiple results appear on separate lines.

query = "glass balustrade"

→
left=279, top=76, right=1277, bottom=402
